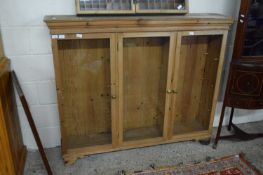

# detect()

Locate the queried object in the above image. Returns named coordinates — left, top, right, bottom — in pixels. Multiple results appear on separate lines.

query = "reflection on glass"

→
left=139, top=0, right=185, bottom=10
left=79, top=0, right=132, bottom=10
left=243, top=0, right=263, bottom=56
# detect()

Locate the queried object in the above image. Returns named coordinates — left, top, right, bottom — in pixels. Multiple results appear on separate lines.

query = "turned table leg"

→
left=228, top=107, right=235, bottom=131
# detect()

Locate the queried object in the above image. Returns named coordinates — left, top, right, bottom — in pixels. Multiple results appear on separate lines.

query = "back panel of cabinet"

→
left=122, top=37, right=170, bottom=141
left=57, top=39, right=112, bottom=149
left=173, top=35, right=223, bottom=135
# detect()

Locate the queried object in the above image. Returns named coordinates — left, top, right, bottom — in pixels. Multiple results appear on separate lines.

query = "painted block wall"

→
left=0, top=0, right=262, bottom=150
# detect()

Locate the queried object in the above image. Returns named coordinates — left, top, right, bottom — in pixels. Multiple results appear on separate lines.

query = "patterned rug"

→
left=131, top=154, right=261, bottom=175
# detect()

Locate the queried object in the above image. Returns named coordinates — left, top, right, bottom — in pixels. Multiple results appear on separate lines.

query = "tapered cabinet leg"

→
left=228, top=107, right=235, bottom=131
left=213, top=104, right=226, bottom=149
left=199, top=138, right=211, bottom=145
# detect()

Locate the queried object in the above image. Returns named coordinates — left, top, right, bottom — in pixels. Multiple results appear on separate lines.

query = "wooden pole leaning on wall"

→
left=11, top=71, right=53, bottom=175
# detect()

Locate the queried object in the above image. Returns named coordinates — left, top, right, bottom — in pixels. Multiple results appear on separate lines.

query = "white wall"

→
left=0, top=0, right=262, bottom=150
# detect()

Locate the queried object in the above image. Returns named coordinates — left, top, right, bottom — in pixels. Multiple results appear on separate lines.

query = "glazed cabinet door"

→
left=170, top=31, right=228, bottom=138
left=52, top=33, right=118, bottom=151
left=117, top=32, right=176, bottom=144
left=136, top=0, right=188, bottom=14
left=76, top=0, right=136, bottom=14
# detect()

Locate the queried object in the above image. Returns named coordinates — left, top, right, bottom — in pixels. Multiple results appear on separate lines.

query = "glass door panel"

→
left=57, top=37, right=113, bottom=149
left=172, top=32, right=223, bottom=135
left=242, top=0, right=263, bottom=56
left=137, top=0, right=187, bottom=13
left=120, top=34, right=171, bottom=142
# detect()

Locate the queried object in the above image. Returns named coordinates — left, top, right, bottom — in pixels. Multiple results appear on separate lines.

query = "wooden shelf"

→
left=124, top=127, right=162, bottom=141
left=173, top=120, right=206, bottom=135
left=67, top=133, right=112, bottom=149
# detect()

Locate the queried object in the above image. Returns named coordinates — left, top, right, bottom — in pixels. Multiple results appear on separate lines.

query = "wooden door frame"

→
left=51, top=33, right=118, bottom=153
left=170, top=30, right=229, bottom=139
left=117, top=32, right=176, bottom=145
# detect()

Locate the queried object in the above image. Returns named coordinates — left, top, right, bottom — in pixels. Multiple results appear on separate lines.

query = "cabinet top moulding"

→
left=44, top=14, right=233, bottom=34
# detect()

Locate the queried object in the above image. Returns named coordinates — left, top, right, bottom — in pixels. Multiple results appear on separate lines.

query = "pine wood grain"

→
left=57, top=38, right=112, bottom=147
left=171, top=32, right=224, bottom=135
left=46, top=15, right=232, bottom=165
left=122, top=37, right=169, bottom=141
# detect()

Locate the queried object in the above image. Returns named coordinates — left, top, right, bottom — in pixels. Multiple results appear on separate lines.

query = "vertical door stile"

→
left=111, top=33, right=119, bottom=147
left=117, top=34, right=124, bottom=145
left=51, top=38, right=68, bottom=154
left=169, top=32, right=183, bottom=139
left=163, top=33, right=177, bottom=140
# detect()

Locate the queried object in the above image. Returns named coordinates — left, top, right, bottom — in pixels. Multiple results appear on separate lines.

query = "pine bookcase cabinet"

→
left=45, top=14, right=233, bottom=165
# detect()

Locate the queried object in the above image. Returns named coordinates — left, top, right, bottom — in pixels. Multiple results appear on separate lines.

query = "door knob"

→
left=167, top=90, right=173, bottom=94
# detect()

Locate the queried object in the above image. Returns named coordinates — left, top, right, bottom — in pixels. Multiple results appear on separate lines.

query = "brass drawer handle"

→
left=111, top=95, right=117, bottom=99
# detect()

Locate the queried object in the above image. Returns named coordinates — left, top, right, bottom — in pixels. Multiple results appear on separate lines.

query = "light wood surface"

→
left=0, top=58, right=27, bottom=175
left=0, top=99, right=15, bottom=175
left=171, top=31, right=225, bottom=136
left=46, top=15, right=232, bottom=165
left=44, top=14, right=233, bottom=35
left=45, top=13, right=232, bottom=22
left=57, top=37, right=113, bottom=149
left=122, top=36, right=169, bottom=141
